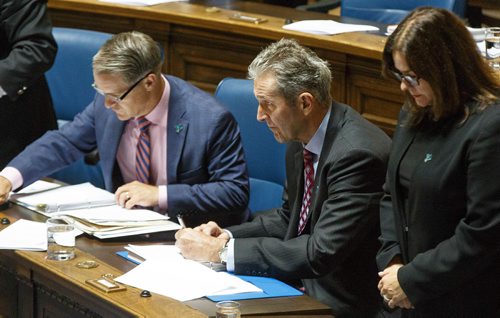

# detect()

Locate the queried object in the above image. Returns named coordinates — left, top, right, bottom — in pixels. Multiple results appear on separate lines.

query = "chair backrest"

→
left=46, top=27, right=113, bottom=123
left=248, top=178, right=284, bottom=213
left=341, top=0, right=467, bottom=24
left=215, top=78, right=286, bottom=186
left=215, top=78, right=286, bottom=214
left=46, top=27, right=112, bottom=188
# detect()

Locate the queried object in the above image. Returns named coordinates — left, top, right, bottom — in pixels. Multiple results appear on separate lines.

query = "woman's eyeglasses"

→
left=391, top=70, right=420, bottom=87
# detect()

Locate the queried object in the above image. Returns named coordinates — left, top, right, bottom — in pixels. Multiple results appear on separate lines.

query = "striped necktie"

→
left=136, top=116, right=151, bottom=184
left=298, top=149, right=314, bottom=235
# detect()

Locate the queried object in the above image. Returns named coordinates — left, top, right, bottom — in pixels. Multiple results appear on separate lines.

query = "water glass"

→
left=485, top=27, right=500, bottom=72
left=215, top=300, right=241, bottom=318
left=46, top=217, right=76, bottom=261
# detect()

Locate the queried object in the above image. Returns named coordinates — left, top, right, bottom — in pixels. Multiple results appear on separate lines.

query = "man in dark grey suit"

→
left=0, top=0, right=57, bottom=169
left=176, top=38, right=391, bottom=317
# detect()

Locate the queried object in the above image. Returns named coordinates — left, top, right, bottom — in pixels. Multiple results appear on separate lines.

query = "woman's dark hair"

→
left=382, top=7, right=500, bottom=126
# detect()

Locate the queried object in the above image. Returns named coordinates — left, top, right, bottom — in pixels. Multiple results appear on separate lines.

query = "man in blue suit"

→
left=0, top=31, right=249, bottom=226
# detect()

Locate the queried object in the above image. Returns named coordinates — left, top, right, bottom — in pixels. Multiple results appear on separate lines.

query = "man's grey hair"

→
left=248, top=38, right=332, bottom=107
left=93, top=31, right=162, bottom=84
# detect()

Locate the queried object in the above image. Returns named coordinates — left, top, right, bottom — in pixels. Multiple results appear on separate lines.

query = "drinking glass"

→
left=46, top=217, right=76, bottom=261
left=485, top=27, right=500, bottom=75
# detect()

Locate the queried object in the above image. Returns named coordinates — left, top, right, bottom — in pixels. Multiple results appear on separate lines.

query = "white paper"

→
left=11, top=182, right=115, bottom=213
left=16, top=180, right=61, bottom=194
left=283, top=20, right=379, bottom=35
left=116, top=244, right=262, bottom=301
left=0, top=219, right=47, bottom=250
left=60, top=205, right=169, bottom=224
left=99, top=0, right=187, bottom=6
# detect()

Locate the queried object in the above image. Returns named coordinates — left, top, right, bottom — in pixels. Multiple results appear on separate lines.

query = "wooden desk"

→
left=47, top=0, right=403, bottom=135
left=0, top=204, right=332, bottom=317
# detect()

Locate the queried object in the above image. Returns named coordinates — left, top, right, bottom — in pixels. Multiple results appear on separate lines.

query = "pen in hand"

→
left=177, top=214, right=186, bottom=228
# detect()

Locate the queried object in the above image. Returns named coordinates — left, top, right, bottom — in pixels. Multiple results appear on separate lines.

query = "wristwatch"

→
left=218, top=241, right=229, bottom=264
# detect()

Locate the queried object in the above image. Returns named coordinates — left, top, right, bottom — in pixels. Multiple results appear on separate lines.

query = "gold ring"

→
left=383, top=295, right=391, bottom=302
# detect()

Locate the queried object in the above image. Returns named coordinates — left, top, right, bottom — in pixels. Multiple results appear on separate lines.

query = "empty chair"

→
left=214, top=78, right=286, bottom=214
left=45, top=27, right=113, bottom=188
left=298, top=0, right=467, bottom=24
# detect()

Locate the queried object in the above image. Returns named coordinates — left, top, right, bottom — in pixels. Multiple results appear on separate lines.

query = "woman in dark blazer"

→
left=376, top=7, right=500, bottom=317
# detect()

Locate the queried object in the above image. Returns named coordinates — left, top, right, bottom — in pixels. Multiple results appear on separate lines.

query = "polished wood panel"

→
left=47, top=0, right=401, bottom=135
left=0, top=204, right=332, bottom=317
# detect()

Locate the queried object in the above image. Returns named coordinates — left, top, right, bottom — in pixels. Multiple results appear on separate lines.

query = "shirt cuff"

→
left=158, top=185, right=167, bottom=210
left=0, top=86, right=7, bottom=99
left=226, top=238, right=235, bottom=272
left=0, top=167, right=23, bottom=191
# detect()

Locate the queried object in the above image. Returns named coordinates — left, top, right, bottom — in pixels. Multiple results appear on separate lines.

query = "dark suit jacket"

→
left=9, top=76, right=249, bottom=226
left=377, top=104, right=500, bottom=317
left=0, top=0, right=57, bottom=168
left=228, top=102, right=391, bottom=317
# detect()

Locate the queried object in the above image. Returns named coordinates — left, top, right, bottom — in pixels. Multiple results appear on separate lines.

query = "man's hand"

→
left=0, top=177, right=12, bottom=204
left=193, top=221, right=229, bottom=240
left=378, top=263, right=413, bottom=309
left=115, top=181, right=158, bottom=209
left=175, top=228, right=228, bottom=262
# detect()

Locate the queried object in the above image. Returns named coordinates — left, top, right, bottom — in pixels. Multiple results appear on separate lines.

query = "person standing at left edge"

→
left=0, top=0, right=57, bottom=168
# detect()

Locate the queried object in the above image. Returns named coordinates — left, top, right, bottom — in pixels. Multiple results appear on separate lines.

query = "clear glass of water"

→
left=46, top=217, right=76, bottom=261
left=485, top=27, right=500, bottom=74
left=215, top=300, right=241, bottom=318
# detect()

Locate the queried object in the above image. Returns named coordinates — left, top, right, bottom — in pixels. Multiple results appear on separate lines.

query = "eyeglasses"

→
left=391, top=70, right=420, bottom=87
left=92, top=72, right=152, bottom=104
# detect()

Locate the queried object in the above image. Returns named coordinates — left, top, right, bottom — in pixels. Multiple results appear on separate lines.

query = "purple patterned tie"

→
left=298, top=149, right=314, bottom=235
left=136, top=116, right=151, bottom=184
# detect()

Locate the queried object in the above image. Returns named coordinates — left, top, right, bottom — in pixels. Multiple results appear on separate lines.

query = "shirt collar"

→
left=141, top=75, right=169, bottom=128
left=304, top=108, right=331, bottom=159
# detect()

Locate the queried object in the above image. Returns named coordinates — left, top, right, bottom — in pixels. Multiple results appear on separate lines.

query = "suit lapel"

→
left=100, top=112, right=125, bottom=191
left=166, top=77, right=188, bottom=184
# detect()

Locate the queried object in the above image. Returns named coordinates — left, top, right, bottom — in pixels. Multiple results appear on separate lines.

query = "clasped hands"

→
left=378, top=263, right=414, bottom=309
left=175, top=221, right=229, bottom=263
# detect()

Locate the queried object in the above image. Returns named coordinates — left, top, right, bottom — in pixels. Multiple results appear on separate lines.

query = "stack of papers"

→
left=0, top=219, right=48, bottom=250
left=283, top=20, right=379, bottom=35
left=115, top=245, right=262, bottom=301
left=10, top=182, right=180, bottom=239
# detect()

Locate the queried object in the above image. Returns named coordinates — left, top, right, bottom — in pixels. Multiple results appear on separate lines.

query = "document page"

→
left=115, top=244, right=261, bottom=301
left=11, top=182, right=115, bottom=214
left=283, top=20, right=379, bottom=35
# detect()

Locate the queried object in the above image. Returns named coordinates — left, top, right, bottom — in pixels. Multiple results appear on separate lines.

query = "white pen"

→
left=177, top=215, right=186, bottom=228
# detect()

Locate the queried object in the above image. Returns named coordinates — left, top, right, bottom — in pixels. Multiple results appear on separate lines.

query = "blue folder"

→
left=206, top=274, right=303, bottom=302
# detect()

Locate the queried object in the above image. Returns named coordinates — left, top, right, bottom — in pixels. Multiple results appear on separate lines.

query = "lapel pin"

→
left=424, top=153, right=432, bottom=163
left=175, top=124, right=183, bottom=134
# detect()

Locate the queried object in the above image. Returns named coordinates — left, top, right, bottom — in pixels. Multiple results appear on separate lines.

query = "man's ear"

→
left=299, top=92, right=314, bottom=115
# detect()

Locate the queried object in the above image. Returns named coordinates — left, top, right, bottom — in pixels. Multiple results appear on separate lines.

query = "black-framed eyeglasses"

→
left=391, top=70, right=420, bottom=87
left=92, top=72, right=152, bottom=104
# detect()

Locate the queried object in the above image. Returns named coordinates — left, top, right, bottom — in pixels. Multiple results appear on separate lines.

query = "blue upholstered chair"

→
left=298, top=0, right=467, bottom=24
left=215, top=78, right=286, bottom=213
left=45, top=27, right=113, bottom=188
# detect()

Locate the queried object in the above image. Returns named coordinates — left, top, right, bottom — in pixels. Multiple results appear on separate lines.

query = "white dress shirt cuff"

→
left=0, top=86, right=7, bottom=99
left=226, top=238, right=235, bottom=272
left=158, top=185, right=167, bottom=210
left=0, top=167, right=23, bottom=191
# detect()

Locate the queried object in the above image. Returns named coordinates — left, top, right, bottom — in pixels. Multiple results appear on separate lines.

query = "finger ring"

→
left=125, top=192, right=131, bottom=200
left=383, top=295, right=391, bottom=302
